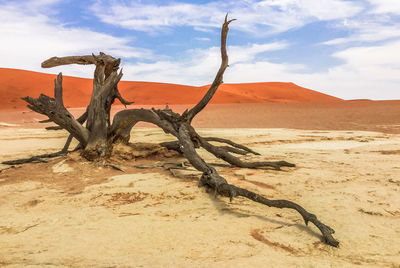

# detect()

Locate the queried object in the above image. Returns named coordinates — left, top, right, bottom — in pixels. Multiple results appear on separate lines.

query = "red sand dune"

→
left=0, top=68, right=342, bottom=109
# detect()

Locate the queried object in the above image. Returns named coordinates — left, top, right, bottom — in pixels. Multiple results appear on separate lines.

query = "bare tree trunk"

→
left=2, top=15, right=339, bottom=247
left=83, top=59, right=122, bottom=159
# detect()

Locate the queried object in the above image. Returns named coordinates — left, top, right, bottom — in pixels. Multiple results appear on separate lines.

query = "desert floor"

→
left=0, top=125, right=399, bottom=267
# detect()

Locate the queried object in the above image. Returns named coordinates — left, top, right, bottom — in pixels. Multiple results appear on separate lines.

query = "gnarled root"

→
left=1, top=150, right=67, bottom=165
left=178, top=124, right=338, bottom=247
left=1, top=134, right=73, bottom=165
left=199, top=173, right=339, bottom=247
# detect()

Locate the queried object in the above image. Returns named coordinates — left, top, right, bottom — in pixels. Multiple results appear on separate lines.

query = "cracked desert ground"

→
left=1, top=122, right=399, bottom=267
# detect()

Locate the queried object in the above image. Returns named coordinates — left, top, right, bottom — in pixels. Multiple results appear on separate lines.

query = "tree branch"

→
left=22, top=73, right=89, bottom=146
left=199, top=174, right=339, bottom=247
left=41, top=53, right=117, bottom=68
left=203, top=140, right=294, bottom=169
left=1, top=150, right=68, bottom=165
left=45, top=110, right=88, bottom=131
left=177, top=123, right=338, bottom=247
left=115, top=87, right=134, bottom=107
left=110, top=108, right=178, bottom=144
left=184, top=14, right=235, bottom=122
left=205, top=137, right=260, bottom=155
left=10, top=17, right=339, bottom=248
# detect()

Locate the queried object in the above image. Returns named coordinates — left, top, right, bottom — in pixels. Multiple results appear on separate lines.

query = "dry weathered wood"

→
left=159, top=141, right=183, bottom=153
left=204, top=137, right=260, bottom=155
left=61, top=134, right=74, bottom=152
left=200, top=175, right=339, bottom=246
left=22, top=73, right=89, bottom=146
left=7, top=16, right=339, bottom=247
left=115, top=88, right=134, bottom=107
left=183, top=15, right=235, bottom=123
left=81, top=53, right=129, bottom=160
left=1, top=150, right=67, bottom=165
left=200, top=136, right=295, bottom=170
left=45, top=110, right=88, bottom=131
left=160, top=137, right=259, bottom=156
left=39, top=118, right=52, bottom=123
left=110, top=108, right=178, bottom=144
left=177, top=124, right=338, bottom=247
left=42, top=55, right=96, bottom=68
left=41, top=53, right=117, bottom=68
left=103, top=162, right=125, bottom=172
left=83, top=55, right=123, bottom=156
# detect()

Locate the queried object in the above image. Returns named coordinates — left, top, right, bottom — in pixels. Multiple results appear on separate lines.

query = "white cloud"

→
left=230, top=42, right=290, bottom=64
left=121, top=41, right=290, bottom=85
left=324, top=17, right=400, bottom=45
left=0, top=0, right=153, bottom=78
left=122, top=39, right=400, bottom=100
left=323, top=0, right=400, bottom=45
left=194, top=37, right=211, bottom=41
left=91, top=0, right=362, bottom=35
left=91, top=1, right=224, bottom=33
left=1, top=0, right=399, bottom=100
left=264, top=0, right=362, bottom=20
left=368, top=0, right=400, bottom=14
left=303, top=41, right=400, bottom=100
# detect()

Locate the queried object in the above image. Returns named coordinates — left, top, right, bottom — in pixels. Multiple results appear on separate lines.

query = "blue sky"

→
left=1, top=0, right=400, bottom=100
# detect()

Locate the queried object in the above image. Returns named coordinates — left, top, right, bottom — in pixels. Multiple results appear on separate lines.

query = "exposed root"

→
left=178, top=123, right=338, bottom=247
left=103, top=162, right=125, bottom=172
left=1, top=150, right=67, bottom=165
left=6, top=15, right=339, bottom=248
left=204, top=137, right=260, bottom=155
left=199, top=130, right=295, bottom=170
left=196, top=171, right=338, bottom=247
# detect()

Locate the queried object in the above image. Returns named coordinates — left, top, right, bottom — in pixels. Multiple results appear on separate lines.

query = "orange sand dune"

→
left=0, top=68, right=342, bottom=109
left=214, top=82, right=343, bottom=103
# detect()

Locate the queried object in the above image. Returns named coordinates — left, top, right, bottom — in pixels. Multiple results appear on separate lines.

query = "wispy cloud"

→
left=0, top=0, right=153, bottom=77
left=226, top=40, right=400, bottom=100
left=323, top=0, right=400, bottom=45
left=194, top=37, right=211, bottom=41
left=324, top=22, right=400, bottom=45
left=122, top=37, right=400, bottom=100
left=368, top=0, right=400, bottom=14
left=91, top=0, right=362, bottom=35
left=121, top=41, right=290, bottom=85
left=1, top=0, right=399, bottom=100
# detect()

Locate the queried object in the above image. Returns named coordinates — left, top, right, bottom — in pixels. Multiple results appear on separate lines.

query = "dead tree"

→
left=2, top=16, right=339, bottom=247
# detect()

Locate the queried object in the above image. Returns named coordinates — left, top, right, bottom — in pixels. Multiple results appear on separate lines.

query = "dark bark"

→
left=45, top=110, right=88, bottom=131
left=2, top=15, right=339, bottom=247
left=183, top=15, right=235, bottom=123
left=178, top=124, right=338, bottom=247
left=204, top=137, right=260, bottom=155
left=200, top=136, right=294, bottom=170
left=160, top=137, right=259, bottom=156
left=83, top=64, right=123, bottom=159
left=109, top=108, right=178, bottom=144
left=1, top=150, right=67, bottom=165
left=22, top=73, right=89, bottom=146
left=41, top=53, right=114, bottom=68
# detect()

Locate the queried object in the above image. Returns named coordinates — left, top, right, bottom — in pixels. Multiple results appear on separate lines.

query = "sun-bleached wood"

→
left=2, top=16, right=339, bottom=247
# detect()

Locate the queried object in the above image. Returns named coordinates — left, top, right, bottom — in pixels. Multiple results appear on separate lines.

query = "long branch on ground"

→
left=1, top=15, right=339, bottom=247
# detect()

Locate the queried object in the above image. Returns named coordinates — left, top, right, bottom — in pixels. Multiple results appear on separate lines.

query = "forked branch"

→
left=22, top=73, right=89, bottom=146
left=3, top=16, right=339, bottom=248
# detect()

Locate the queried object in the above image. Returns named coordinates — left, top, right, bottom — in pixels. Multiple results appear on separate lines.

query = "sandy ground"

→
left=0, top=127, right=399, bottom=267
